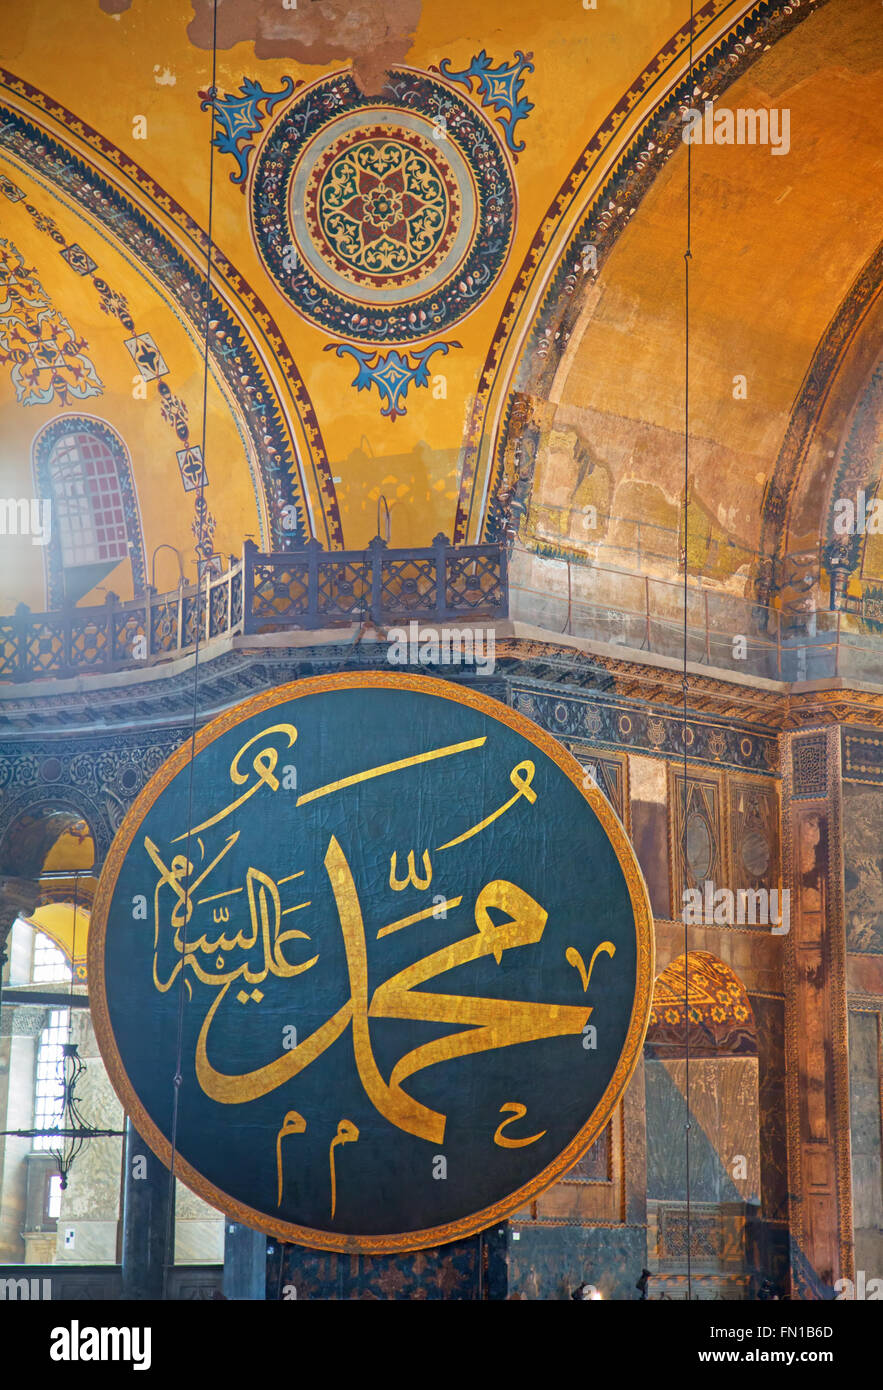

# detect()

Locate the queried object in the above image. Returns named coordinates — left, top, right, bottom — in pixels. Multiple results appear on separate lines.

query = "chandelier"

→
left=0, top=1041, right=125, bottom=1190
left=0, top=875, right=124, bottom=1188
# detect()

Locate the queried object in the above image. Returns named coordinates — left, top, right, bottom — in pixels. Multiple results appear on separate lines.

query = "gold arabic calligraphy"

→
left=144, top=723, right=616, bottom=1217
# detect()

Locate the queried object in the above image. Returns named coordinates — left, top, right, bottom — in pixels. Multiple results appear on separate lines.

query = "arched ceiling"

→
left=1, top=0, right=877, bottom=620
left=0, top=159, right=267, bottom=604
left=20, top=902, right=90, bottom=979
left=486, top=0, right=883, bottom=611
left=0, top=807, right=92, bottom=876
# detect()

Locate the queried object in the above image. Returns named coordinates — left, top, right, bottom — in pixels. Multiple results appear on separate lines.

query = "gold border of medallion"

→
left=89, top=671, right=654, bottom=1253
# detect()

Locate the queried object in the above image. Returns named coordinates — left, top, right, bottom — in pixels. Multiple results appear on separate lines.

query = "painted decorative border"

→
left=767, top=248, right=882, bottom=598
left=87, top=670, right=654, bottom=1254
left=10, top=178, right=224, bottom=558
left=822, top=352, right=883, bottom=590
left=0, top=728, right=188, bottom=865
left=0, top=234, right=103, bottom=407
left=510, top=683, right=779, bottom=776
left=841, top=728, right=883, bottom=784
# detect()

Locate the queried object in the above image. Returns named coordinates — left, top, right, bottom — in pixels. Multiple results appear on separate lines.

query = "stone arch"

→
left=756, top=248, right=883, bottom=615
left=0, top=75, right=339, bottom=549
left=453, top=0, right=835, bottom=546
left=645, top=950, right=758, bottom=1059
left=17, top=898, right=91, bottom=984
left=0, top=794, right=102, bottom=978
left=0, top=791, right=109, bottom=877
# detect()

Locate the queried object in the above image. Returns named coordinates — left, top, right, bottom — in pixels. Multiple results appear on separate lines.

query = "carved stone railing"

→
left=0, top=537, right=508, bottom=683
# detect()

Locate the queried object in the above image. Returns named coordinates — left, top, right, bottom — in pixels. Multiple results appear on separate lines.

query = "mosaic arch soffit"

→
left=0, top=67, right=342, bottom=551
left=452, top=0, right=837, bottom=547
left=0, top=804, right=101, bottom=879
left=647, top=950, right=758, bottom=1057
left=845, top=357, right=883, bottom=589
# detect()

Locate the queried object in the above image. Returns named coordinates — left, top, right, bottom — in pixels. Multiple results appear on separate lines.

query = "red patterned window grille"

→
left=48, top=431, right=129, bottom=568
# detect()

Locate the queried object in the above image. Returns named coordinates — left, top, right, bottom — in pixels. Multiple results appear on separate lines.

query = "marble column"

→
left=222, top=1221, right=267, bottom=1300
left=781, top=727, right=853, bottom=1297
left=121, top=1119, right=174, bottom=1300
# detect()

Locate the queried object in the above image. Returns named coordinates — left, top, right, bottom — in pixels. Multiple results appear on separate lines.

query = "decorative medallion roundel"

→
left=741, top=829, right=770, bottom=878
left=251, top=70, right=516, bottom=342
left=685, top=813, right=714, bottom=881
left=89, top=673, right=652, bottom=1253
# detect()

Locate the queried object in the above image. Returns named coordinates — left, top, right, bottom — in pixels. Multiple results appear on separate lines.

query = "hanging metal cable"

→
left=161, top=0, right=219, bottom=1301
left=682, top=0, right=696, bottom=1304
left=48, top=870, right=84, bottom=1189
left=0, top=876, right=125, bottom=1168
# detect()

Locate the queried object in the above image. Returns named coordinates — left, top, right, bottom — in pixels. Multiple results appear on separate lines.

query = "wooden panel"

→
left=728, top=775, right=781, bottom=901
left=782, top=727, right=853, bottom=1292
left=670, top=767, right=725, bottom=911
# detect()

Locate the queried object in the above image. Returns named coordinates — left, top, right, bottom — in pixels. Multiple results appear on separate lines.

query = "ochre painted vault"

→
left=0, top=0, right=882, bottom=1318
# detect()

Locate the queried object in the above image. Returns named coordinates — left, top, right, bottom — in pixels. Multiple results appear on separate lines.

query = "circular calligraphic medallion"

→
left=90, top=674, right=653, bottom=1252
left=250, top=70, right=515, bottom=342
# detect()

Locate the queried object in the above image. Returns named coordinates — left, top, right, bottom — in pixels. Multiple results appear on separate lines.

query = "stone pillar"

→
left=481, top=1223, right=509, bottom=1299
left=121, top=1119, right=174, bottom=1300
left=0, top=876, right=39, bottom=973
left=222, top=1221, right=266, bottom=1300
left=781, top=727, right=853, bottom=1297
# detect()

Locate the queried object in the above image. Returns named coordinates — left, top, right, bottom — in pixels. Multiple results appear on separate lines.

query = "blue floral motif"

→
left=201, top=77, right=297, bottom=187
left=326, top=341, right=460, bottom=420
left=438, top=51, right=534, bottom=157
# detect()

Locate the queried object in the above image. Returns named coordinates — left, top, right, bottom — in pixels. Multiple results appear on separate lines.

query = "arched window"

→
left=32, top=416, right=146, bottom=607
left=48, top=429, right=129, bottom=570
left=29, top=932, right=72, bottom=1153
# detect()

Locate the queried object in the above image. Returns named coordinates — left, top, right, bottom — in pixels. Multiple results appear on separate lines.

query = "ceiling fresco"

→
left=0, top=0, right=879, bottom=620
left=477, top=0, right=882, bottom=610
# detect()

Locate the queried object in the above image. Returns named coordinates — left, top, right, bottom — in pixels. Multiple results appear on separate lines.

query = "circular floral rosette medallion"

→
left=251, top=69, right=516, bottom=343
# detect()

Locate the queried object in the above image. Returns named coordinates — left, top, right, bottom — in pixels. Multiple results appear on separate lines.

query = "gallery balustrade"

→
left=1, top=537, right=881, bottom=686
left=508, top=545, right=883, bottom=686
left=0, top=536, right=508, bottom=681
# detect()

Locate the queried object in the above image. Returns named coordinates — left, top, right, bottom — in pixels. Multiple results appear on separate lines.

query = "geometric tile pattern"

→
left=791, top=733, right=828, bottom=799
